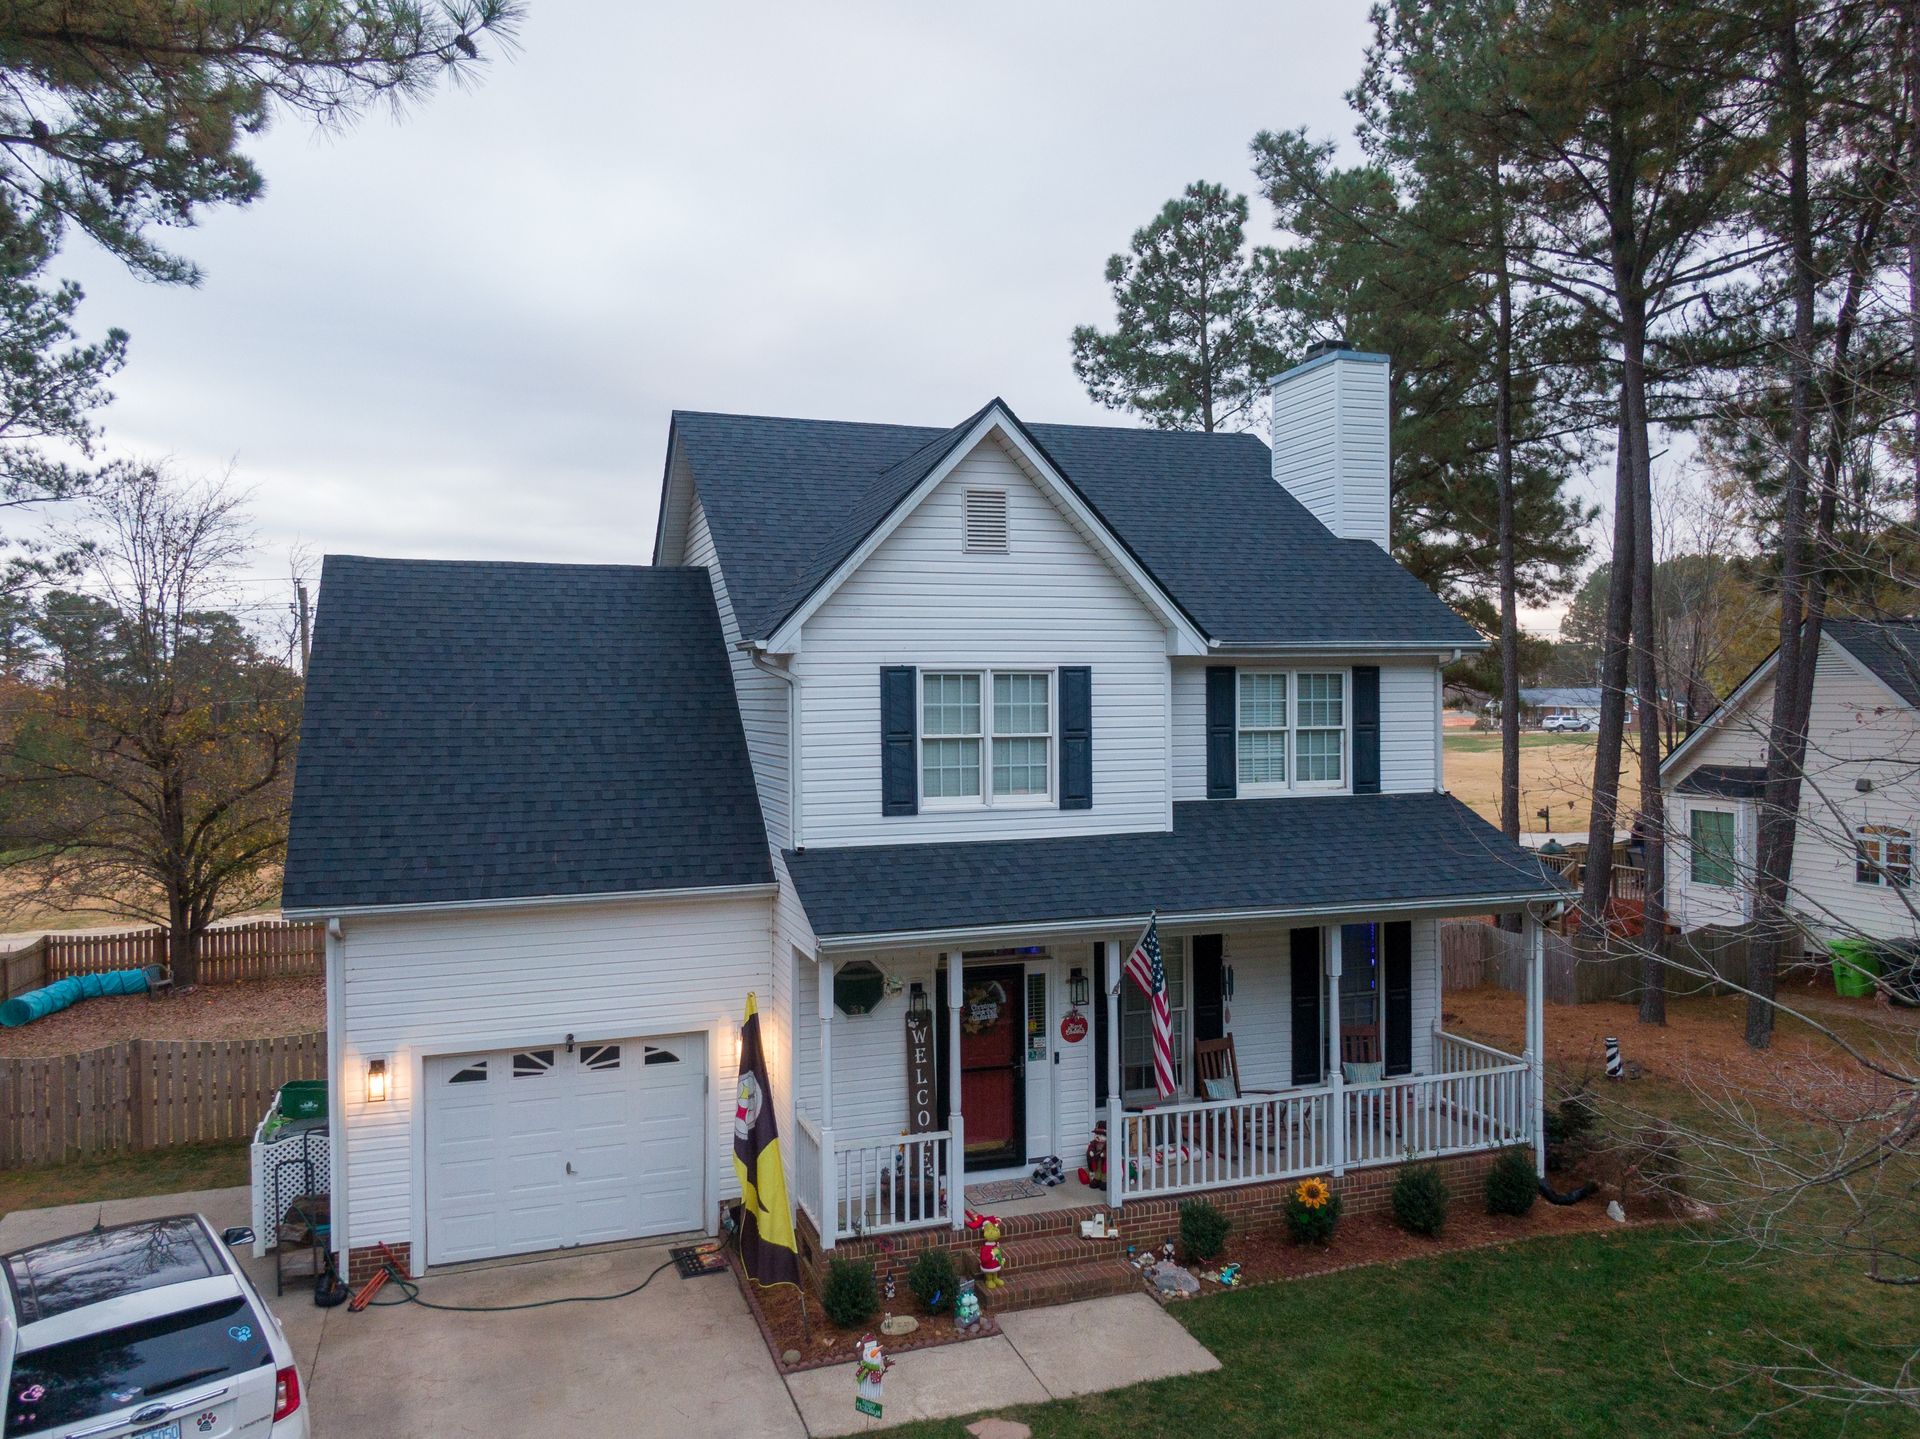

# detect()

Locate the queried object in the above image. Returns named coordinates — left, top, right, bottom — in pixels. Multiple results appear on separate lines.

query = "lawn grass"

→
left=889, top=1227, right=1913, bottom=1437
left=0, top=1141, right=248, bottom=1219
left=1442, top=730, right=1600, bottom=755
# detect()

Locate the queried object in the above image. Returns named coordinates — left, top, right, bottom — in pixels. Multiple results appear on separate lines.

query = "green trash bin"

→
left=1830, top=938, right=1881, bottom=997
left=277, top=1079, right=328, bottom=1120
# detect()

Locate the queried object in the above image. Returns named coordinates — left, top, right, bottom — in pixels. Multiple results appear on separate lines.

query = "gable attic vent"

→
left=963, top=488, right=1009, bottom=553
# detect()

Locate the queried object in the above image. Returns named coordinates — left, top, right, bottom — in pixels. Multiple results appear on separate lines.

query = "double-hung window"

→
left=1689, top=809, right=1738, bottom=888
left=1856, top=824, right=1913, bottom=889
left=1121, top=933, right=1186, bottom=1097
left=921, top=669, right=1052, bottom=805
left=1236, top=671, right=1348, bottom=790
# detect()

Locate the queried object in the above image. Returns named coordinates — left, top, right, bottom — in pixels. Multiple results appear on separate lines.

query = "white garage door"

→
left=424, top=1034, right=706, bottom=1266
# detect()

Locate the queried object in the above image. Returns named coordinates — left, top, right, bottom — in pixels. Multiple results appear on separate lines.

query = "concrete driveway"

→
left=2, top=1187, right=1218, bottom=1437
left=0, top=1186, right=804, bottom=1439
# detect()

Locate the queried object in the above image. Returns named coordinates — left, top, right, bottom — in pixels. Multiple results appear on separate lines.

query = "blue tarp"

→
left=0, top=969, right=149, bottom=1027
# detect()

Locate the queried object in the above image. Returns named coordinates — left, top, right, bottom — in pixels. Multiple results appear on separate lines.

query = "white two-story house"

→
left=285, top=345, right=1562, bottom=1292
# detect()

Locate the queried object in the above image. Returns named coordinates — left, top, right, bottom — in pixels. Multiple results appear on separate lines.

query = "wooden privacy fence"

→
left=0, top=920, right=323, bottom=1000
left=1, top=1030, right=326, bottom=1168
left=1440, top=918, right=1788, bottom=1006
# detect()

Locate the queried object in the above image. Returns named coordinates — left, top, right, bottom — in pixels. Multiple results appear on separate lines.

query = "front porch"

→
left=789, top=912, right=1548, bottom=1251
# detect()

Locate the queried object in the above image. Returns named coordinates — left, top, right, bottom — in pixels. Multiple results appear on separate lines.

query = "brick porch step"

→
left=985, top=1254, right=1142, bottom=1313
left=996, top=1232, right=1132, bottom=1276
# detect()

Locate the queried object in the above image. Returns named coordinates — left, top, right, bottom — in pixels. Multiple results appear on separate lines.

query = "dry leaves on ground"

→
left=0, top=977, right=324, bottom=1056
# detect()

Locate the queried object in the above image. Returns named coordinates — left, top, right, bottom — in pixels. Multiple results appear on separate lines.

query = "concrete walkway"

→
left=0, top=1188, right=1218, bottom=1437
left=784, top=1293, right=1219, bottom=1436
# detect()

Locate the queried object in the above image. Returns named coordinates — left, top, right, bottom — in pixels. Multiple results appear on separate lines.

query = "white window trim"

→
left=1855, top=822, right=1913, bottom=889
left=1687, top=805, right=1740, bottom=890
left=918, top=668, right=1056, bottom=811
left=1236, top=669, right=1351, bottom=795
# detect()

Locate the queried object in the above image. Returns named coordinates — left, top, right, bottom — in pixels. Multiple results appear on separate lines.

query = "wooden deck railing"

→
left=0, top=920, right=323, bottom=1000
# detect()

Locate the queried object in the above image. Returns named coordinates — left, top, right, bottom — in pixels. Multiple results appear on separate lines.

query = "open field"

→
left=1444, top=731, right=1637, bottom=835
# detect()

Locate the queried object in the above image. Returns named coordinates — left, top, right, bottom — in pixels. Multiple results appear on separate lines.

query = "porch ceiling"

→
left=786, top=792, right=1565, bottom=948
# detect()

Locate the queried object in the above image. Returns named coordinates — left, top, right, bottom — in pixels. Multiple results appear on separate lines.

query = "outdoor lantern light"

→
left=1068, top=967, right=1091, bottom=1007
left=366, top=1057, right=389, bottom=1103
left=909, top=981, right=930, bottom=1014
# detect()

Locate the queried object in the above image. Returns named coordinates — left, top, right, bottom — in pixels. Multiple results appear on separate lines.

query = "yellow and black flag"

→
left=732, top=992, right=800, bottom=1288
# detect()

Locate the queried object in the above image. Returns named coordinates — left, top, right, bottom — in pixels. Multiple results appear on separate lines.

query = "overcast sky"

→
left=51, top=2, right=1587, bottom=629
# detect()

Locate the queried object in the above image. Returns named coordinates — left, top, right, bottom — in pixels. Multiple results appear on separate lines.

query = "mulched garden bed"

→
left=730, top=1247, right=1002, bottom=1373
left=0, top=976, right=324, bottom=1057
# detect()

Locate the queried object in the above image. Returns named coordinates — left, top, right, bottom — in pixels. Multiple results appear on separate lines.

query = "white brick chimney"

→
left=1269, top=340, right=1391, bottom=549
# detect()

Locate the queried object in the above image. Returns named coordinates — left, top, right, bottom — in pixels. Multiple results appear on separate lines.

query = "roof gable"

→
left=667, top=405, right=1482, bottom=652
left=1827, top=618, right=1920, bottom=708
left=284, top=556, right=773, bottom=913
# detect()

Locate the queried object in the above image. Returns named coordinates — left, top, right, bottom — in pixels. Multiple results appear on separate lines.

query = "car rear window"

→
left=5, top=1296, right=272, bottom=1437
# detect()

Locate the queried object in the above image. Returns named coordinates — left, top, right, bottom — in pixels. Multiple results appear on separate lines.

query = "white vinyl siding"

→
left=1268, top=353, right=1391, bottom=549
left=1664, top=633, right=1920, bottom=939
left=685, top=492, right=790, bottom=847
left=795, top=436, right=1170, bottom=845
left=335, top=894, right=772, bottom=1257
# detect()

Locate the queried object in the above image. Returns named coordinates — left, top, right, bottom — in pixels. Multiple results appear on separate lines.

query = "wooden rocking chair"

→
left=1193, top=1036, right=1281, bottom=1156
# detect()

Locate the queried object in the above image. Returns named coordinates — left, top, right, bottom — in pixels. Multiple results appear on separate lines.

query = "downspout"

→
left=741, top=644, right=802, bottom=850
left=324, top=918, right=348, bottom=1264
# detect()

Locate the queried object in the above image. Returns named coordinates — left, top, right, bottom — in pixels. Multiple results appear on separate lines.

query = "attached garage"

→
left=423, top=1033, right=708, bottom=1267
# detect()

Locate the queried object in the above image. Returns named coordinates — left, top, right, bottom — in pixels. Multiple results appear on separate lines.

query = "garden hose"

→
left=364, top=1256, right=678, bottom=1313
left=1538, top=1178, right=1596, bottom=1206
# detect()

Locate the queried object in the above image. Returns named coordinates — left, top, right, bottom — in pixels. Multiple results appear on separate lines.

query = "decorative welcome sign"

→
left=905, top=1010, right=937, bottom=1133
left=1059, top=1008, right=1089, bottom=1044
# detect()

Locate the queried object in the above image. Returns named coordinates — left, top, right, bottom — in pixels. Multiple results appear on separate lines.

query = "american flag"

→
left=1124, top=913, right=1176, bottom=1098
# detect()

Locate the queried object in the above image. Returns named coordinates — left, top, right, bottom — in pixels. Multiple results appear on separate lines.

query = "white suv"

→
left=1543, top=713, right=1592, bottom=732
left=1, top=1215, right=308, bottom=1439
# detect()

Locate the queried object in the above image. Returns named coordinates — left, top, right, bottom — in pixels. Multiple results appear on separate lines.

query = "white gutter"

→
left=740, top=642, right=802, bottom=849
left=810, top=888, right=1563, bottom=954
left=324, top=918, right=348, bottom=1262
left=284, top=881, right=778, bottom=922
left=1207, top=639, right=1490, bottom=654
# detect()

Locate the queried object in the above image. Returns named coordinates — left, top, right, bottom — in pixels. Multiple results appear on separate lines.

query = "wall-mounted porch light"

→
left=908, top=981, right=930, bottom=1014
left=1068, top=966, right=1091, bottom=1008
left=366, top=1057, right=389, bottom=1104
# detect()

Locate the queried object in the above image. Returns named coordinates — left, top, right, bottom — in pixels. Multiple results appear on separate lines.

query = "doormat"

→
left=670, top=1242, right=730, bottom=1279
left=966, top=1178, right=1044, bottom=1205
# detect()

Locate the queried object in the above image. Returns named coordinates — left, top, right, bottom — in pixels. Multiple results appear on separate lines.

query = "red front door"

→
left=950, top=964, right=1026, bottom=1171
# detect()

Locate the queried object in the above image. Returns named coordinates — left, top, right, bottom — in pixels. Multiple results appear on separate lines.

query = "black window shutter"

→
left=1059, top=666, right=1092, bottom=810
left=1289, top=927, right=1322, bottom=1085
left=1352, top=665, right=1381, bottom=794
left=880, top=666, right=917, bottom=816
left=1384, top=920, right=1413, bottom=1076
left=1206, top=666, right=1237, bottom=798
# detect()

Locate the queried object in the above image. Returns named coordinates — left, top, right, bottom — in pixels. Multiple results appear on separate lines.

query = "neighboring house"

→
left=1661, top=619, right=1920, bottom=941
left=284, top=345, right=1563, bottom=1290
left=1519, top=687, right=1604, bottom=727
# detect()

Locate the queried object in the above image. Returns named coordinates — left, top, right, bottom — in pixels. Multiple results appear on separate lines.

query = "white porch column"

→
left=945, top=952, right=965, bottom=1229
left=1525, top=911, right=1547, bottom=1176
left=1326, top=924, right=1346, bottom=1177
left=1104, top=938, right=1125, bottom=1210
left=816, top=957, right=837, bottom=1248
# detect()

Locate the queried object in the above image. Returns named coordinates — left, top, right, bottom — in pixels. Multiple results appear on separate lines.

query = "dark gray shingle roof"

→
left=785, top=793, right=1561, bottom=942
left=284, top=556, right=772, bottom=913
left=1828, top=618, right=1920, bottom=708
left=668, top=407, right=1480, bottom=650
left=1675, top=764, right=1768, bottom=799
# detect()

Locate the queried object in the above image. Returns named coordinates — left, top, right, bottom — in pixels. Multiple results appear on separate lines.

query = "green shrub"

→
left=1486, top=1147, right=1538, bottom=1217
left=1283, top=1175, right=1342, bottom=1245
left=907, top=1246, right=956, bottom=1313
left=1392, top=1162, right=1450, bottom=1236
left=820, top=1256, right=877, bottom=1328
left=1544, top=1086, right=1600, bottom=1172
left=1178, top=1199, right=1232, bottom=1263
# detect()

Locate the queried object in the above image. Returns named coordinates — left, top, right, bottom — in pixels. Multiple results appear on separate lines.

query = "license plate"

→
left=131, top=1424, right=181, bottom=1439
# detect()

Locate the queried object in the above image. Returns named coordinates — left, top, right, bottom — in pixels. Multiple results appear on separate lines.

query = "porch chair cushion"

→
left=1201, top=1076, right=1235, bottom=1101
left=1343, top=1060, right=1385, bottom=1084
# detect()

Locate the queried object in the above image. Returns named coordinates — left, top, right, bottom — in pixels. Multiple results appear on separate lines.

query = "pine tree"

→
left=1071, top=181, right=1274, bottom=432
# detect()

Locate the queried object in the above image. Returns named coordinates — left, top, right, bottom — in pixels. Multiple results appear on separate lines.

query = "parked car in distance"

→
left=1543, top=714, right=1593, bottom=732
left=1, top=1215, right=307, bottom=1439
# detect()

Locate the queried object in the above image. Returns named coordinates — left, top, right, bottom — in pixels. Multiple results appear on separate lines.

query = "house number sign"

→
left=904, top=1010, right=937, bottom=1133
left=1059, top=1009, right=1089, bottom=1044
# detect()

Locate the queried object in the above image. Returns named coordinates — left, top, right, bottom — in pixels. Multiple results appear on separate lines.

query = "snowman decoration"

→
left=854, top=1334, right=893, bottom=1420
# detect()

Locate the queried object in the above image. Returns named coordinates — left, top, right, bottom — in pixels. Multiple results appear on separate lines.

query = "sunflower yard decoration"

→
left=1285, top=1175, right=1342, bottom=1246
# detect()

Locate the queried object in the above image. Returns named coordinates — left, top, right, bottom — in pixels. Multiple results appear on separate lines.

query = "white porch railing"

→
left=1342, top=1062, right=1531, bottom=1167
left=1119, top=1087, right=1334, bottom=1201
left=805, top=1129, right=953, bottom=1247
left=793, top=1113, right=825, bottom=1232
left=1435, top=1030, right=1521, bottom=1074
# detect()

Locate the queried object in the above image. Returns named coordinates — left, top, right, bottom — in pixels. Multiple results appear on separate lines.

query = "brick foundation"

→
left=344, top=1242, right=413, bottom=1287
left=796, top=1148, right=1508, bottom=1304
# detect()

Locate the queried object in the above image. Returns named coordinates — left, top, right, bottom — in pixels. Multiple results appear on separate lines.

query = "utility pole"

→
left=296, top=582, right=311, bottom=676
